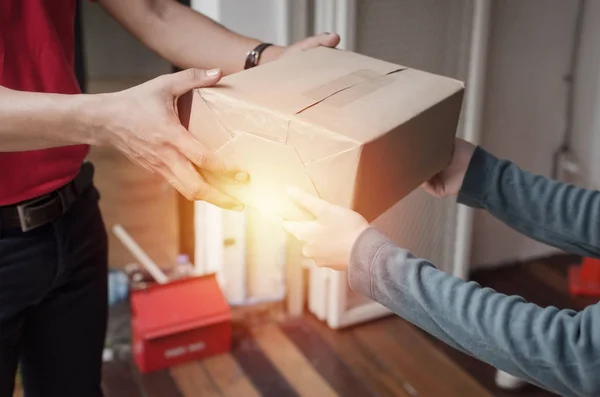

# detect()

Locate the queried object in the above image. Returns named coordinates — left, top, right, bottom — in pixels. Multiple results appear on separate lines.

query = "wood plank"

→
left=305, top=315, right=413, bottom=397
left=526, top=261, right=569, bottom=295
left=252, top=324, right=338, bottom=397
left=230, top=325, right=299, bottom=397
left=102, top=360, right=144, bottom=397
left=280, top=318, right=374, bottom=397
left=137, top=369, right=183, bottom=397
left=202, top=354, right=261, bottom=397
left=285, top=235, right=305, bottom=317
left=12, top=385, right=23, bottom=397
left=526, top=261, right=597, bottom=309
left=177, top=193, right=195, bottom=264
left=170, top=361, right=221, bottom=397
left=385, top=318, right=493, bottom=397
left=354, top=318, right=492, bottom=397
left=89, top=136, right=179, bottom=270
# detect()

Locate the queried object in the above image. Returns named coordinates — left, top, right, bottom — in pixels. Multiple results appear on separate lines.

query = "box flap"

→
left=202, top=130, right=319, bottom=221
left=199, top=47, right=404, bottom=117
left=131, top=274, right=230, bottom=340
left=296, top=68, right=464, bottom=143
left=304, top=147, right=362, bottom=208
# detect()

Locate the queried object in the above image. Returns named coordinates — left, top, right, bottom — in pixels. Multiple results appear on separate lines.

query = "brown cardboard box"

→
left=179, top=47, right=464, bottom=222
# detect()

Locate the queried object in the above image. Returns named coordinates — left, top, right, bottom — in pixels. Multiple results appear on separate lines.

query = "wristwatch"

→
left=244, top=43, right=273, bottom=70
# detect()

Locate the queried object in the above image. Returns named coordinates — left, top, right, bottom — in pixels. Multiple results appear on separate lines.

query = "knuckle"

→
left=193, top=151, right=210, bottom=168
left=185, top=68, right=201, bottom=81
left=189, top=182, right=209, bottom=199
left=302, top=245, right=312, bottom=258
left=181, top=190, right=194, bottom=201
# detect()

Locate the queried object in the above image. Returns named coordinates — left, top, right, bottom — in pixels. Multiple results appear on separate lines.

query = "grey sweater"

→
left=349, top=147, right=600, bottom=397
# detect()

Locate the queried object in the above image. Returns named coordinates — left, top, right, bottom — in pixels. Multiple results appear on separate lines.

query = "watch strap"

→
left=244, top=43, right=273, bottom=70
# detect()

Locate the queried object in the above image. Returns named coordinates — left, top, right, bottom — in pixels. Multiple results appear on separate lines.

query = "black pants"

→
left=0, top=186, right=108, bottom=397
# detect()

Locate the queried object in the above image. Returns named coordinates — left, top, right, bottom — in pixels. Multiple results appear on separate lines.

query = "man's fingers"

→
left=176, top=132, right=249, bottom=182
left=296, top=32, right=340, bottom=51
left=163, top=68, right=223, bottom=97
left=167, top=157, right=244, bottom=211
left=286, top=186, right=329, bottom=218
left=301, top=245, right=313, bottom=259
left=282, top=220, right=316, bottom=243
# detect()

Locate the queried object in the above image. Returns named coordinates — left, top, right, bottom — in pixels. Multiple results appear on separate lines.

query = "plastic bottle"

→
left=176, top=254, right=194, bottom=277
left=108, top=270, right=129, bottom=306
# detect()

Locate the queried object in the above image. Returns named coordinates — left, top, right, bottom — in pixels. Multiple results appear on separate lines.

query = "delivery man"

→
left=0, top=1, right=339, bottom=396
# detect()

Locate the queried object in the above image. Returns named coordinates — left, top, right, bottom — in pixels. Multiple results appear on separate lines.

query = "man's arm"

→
left=350, top=228, right=600, bottom=397
left=0, top=70, right=245, bottom=209
left=458, top=147, right=600, bottom=258
left=0, top=86, right=98, bottom=151
left=98, top=0, right=261, bottom=75
left=99, top=0, right=328, bottom=75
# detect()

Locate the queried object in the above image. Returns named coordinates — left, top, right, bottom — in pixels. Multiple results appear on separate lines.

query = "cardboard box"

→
left=131, top=274, right=231, bottom=374
left=179, top=47, right=464, bottom=222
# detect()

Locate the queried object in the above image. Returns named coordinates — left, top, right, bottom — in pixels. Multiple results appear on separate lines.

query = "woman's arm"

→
left=281, top=185, right=600, bottom=397
left=350, top=227, right=600, bottom=397
left=459, top=147, right=600, bottom=258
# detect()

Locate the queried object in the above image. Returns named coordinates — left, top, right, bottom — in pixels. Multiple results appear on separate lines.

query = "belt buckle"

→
left=16, top=194, right=53, bottom=232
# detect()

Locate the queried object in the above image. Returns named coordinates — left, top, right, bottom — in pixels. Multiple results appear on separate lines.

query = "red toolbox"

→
left=130, top=274, right=231, bottom=374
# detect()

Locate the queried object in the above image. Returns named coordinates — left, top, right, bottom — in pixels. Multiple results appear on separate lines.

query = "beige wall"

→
left=472, top=0, right=579, bottom=267
left=355, top=0, right=589, bottom=269
left=81, top=0, right=171, bottom=79
left=571, top=0, right=600, bottom=190
left=355, top=0, right=473, bottom=273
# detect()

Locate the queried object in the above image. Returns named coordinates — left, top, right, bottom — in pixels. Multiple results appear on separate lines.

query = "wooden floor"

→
left=13, top=254, right=592, bottom=397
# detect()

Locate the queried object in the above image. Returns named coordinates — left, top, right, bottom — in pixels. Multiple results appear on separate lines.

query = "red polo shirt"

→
left=0, top=0, right=90, bottom=206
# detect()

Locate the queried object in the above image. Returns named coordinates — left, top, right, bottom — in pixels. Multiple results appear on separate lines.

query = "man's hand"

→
left=282, top=187, right=369, bottom=271
left=421, top=138, right=476, bottom=198
left=96, top=68, right=248, bottom=210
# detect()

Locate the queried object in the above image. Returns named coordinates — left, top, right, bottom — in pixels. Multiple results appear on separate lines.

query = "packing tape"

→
left=303, top=69, right=383, bottom=101
left=302, top=68, right=405, bottom=109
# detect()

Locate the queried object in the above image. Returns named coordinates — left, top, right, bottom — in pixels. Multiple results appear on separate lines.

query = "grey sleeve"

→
left=349, top=227, right=600, bottom=397
left=458, top=146, right=600, bottom=258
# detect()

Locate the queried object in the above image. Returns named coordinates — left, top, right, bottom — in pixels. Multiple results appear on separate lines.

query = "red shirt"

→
left=0, top=0, right=89, bottom=206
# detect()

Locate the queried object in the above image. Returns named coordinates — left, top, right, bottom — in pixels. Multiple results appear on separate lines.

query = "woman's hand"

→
left=421, top=138, right=476, bottom=198
left=95, top=68, right=248, bottom=210
left=282, top=187, right=369, bottom=271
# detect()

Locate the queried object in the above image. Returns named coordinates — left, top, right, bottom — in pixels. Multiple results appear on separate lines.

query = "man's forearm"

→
left=0, top=86, right=103, bottom=151
left=99, top=0, right=283, bottom=76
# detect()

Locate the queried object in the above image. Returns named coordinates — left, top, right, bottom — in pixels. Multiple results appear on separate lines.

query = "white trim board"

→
left=308, top=0, right=392, bottom=329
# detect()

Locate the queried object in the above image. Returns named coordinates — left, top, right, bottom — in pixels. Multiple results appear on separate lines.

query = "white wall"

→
left=471, top=0, right=580, bottom=267
left=354, top=0, right=588, bottom=269
left=354, top=0, right=473, bottom=273
left=81, top=0, right=170, bottom=79
left=571, top=0, right=600, bottom=189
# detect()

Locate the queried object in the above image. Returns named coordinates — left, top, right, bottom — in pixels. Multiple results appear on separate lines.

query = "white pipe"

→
left=278, top=0, right=291, bottom=46
left=453, top=0, right=492, bottom=280
left=336, top=0, right=357, bottom=51
left=314, top=0, right=336, bottom=35
left=112, top=224, right=169, bottom=284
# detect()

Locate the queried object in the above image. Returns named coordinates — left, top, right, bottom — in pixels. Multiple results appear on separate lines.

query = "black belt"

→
left=0, top=162, right=95, bottom=232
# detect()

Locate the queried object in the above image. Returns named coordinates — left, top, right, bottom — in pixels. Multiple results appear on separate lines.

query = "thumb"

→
left=282, top=220, right=315, bottom=242
left=163, top=68, right=222, bottom=97
left=293, top=32, right=340, bottom=51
